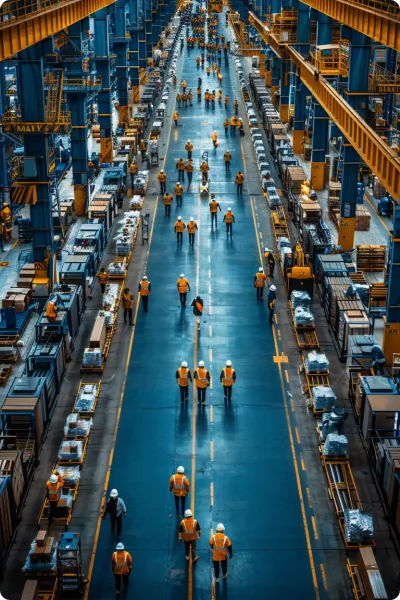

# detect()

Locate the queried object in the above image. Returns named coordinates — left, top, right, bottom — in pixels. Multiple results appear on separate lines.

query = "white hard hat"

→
left=264, top=247, right=270, bottom=252
left=187, top=139, right=191, bottom=143
left=178, top=216, right=182, bottom=221
left=184, top=509, right=193, bottom=517
left=226, top=360, right=232, bottom=367
left=110, top=489, right=118, bottom=498
left=190, top=217, right=194, bottom=221
left=216, top=523, right=225, bottom=532
left=269, top=285, right=277, bottom=291
left=143, top=275, right=148, bottom=280
left=181, top=361, right=188, bottom=368
left=259, top=267, right=263, bottom=272
left=177, top=182, right=180, bottom=186
left=199, top=360, right=205, bottom=367
left=227, top=207, right=231, bottom=211
left=116, top=543, right=125, bottom=550
left=180, top=273, right=185, bottom=278
left=177, top=465, right=185, bottom=473
left=160, top=169, right=164, bottom=172
left=50, top=474, right=58, bottom=484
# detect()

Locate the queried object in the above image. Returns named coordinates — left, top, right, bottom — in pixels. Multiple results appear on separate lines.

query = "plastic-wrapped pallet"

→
left=64, top=414, right=93, bottom=438
left=108, top=259, right=126, bottom=276
left=102, top=283, right=120, bottom=312
left=58, top=440, right=83, bottom=462
left=98, top=310, right=114, bottom=327
left=55, top=465, right=81, bottom=486
left=22, top=539, right=58, bottom=573
left=323, top=433, right=348, bottom=457
left=291, top=290, right=311, bottom=309
left=268, top=188, right=281, bottom=208
left=312, top=386, right=336, bottom=410
left=74, top=384, right=98, bottom=412
left=294, top=307, right=314, bottom=327
left=278, top=237, right=291, bottom=251
left=116, top=237, right=132, bottom=256
left=280, top=246, right=291, bottom=264
left=344, top=510, right=374, bottom=545
left=305, top=351, right=329, bottom=373
left=83, top=348, right=102, bottom=368
left=129, top=196, right=143, bottom=210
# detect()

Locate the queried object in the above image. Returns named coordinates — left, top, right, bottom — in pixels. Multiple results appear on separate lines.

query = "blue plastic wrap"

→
left=294, top=307, right=314, bottom=327
left=344, top=510, right=374, bottom=545
left=22, top=540, right=58, bottom=573
left=323, top=434, right=348, bottom=457
left=74, top=384, right=98, bottom=413
left=312, top=386, right=337, bottom=410
left=58, top=440, right=83, bottom=462
left=305, top=351, right=329, bottom=373
left=291, top=290, right=311, bottom=308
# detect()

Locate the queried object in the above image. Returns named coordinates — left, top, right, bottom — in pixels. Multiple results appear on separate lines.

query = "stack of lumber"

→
left=355, top=548, right=388, bottom=599
left=355, top=205, right=371, bottom=231
left=357, top=245, right=386, bottom=272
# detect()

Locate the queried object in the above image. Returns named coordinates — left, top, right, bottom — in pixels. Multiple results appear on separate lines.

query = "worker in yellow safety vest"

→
left=210, top=523, right=232, bottom=583
left=138, top=275, right=151, bottom=312
left=111, top=543, right=132, bottom=596
left=179, top=509, right=201, bottom=562
left=220, top=360, right=236, bottom=402
left=45, top=299, right=58, bottom=322
left=254, top=267, right=267, bottom=300
left=170, top=465, right=190, bottom=514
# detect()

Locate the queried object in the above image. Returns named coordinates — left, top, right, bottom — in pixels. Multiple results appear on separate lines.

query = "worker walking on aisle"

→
left=175, top=182, right=183, bottom=206
left=111, top=543, right=132, bottom=596
left=224, top=150, right=231, bottom=172
left=176, top=362, right=192, bottom=404
left=177, top=158, right=185, bottom=182
left=139, top=139, right=147, bottom=161
left=264, top=247, right=275, bottom=277
left=223, top=118, right=229, bottom=134
left=220, top=360, right=236, bottom=402
left=46, top=473, right=63, bottom=526
left=164, top=192, right=173, bottom=217
left=224, top=95, right=229, bottom=108
left=212, top=130, right=218, bottom=148
left=187, top=217, right=198, bottom=246
left=185, top=159, right=194, bottom=186
left=268, top=284, right=277, bottom=324
left=122, top=288, right=134, bottom=325
left=209, top=194, right=221, bottom=228
left=97, top=267, right=109, bottom=294
left=223, top=207, right=235, bottom=236
left=185, top=140, right=193, bottom=159
left=179, top=509, right=201, bottom=562
left=158, top=169, right=167, bottom=194
left=170, top=466, right=190, bottom=515
left=173, top=110, right=179, bottom=126
left=200, top=160, right=209, bottom=182
left=182, top=79, right=187, bottom=92
left=254, top=267, right=267, bottom=300
left=210, top=523, right=233, bottom=582
left=235, top=171, right=244, bottom=194
left=177, top=273, right=190, bottom=305
left=194, top=360, right=210, bottom=405
left=138, top=275, right=151, bottom=312
left=45, top=297, right=58, bottom=322
left=102, top=489, right=127, bottom=537
left=191, top=294, right=203, bottom=331
left=129, top=160, right=138, bottom=188
left=174, top=217, right=186, bottom=244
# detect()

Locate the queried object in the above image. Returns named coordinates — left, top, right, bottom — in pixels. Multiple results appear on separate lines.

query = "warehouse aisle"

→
left=89, top=16, right=322, bottom=599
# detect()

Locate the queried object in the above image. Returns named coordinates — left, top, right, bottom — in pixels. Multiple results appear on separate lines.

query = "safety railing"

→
left=369, top=63, right=400, bottom=93
left=0, top=0, right=71, bottom=26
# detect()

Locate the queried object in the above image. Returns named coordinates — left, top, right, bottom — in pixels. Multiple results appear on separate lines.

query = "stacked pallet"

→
left=284, top=166, right=306, bottom=195
left=357, top=245, right=386, bottom=272
left=355, top=205, right=371, bottom=231
left=349, top=271, right=367, bottom=286
left=328, top=181, right=341, bottom=226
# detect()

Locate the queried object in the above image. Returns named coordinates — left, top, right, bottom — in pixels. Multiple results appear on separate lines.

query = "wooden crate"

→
left=357, top=245, right=386, bottom=272
left=355, top=205, right=371, bottom=231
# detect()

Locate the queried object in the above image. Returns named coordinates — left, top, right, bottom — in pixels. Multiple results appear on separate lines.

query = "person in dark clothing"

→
left=122, top=288, right=134, bottom=325
left=264, top=248, right=275, bottom=277
left=268, top=285, right=276, bottom=324
left=191, top=295, right=203, bottom=331
left=371, top=344, right=386, bottom=375
left=102, top=489, right=127, bottom=537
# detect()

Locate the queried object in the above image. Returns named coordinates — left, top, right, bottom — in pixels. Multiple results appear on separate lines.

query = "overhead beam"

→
left=0, top=0, right=115, bottom=61
left=288, top=0, right=400, bottom=52
left=248, top=11, right=400, bottom=200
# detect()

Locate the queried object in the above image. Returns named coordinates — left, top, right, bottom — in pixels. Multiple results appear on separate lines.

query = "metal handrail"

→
left=0, top=0, right=73, bottom=26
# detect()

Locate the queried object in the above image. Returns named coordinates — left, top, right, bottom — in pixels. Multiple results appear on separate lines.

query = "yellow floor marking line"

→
left=320, top=564, right=328, bottom=591
left=306, top=488, right=313, bottom=508
left=295, top=428, right=301, bottom=445
left=311, top=516, right=319, bottom=540
left=285, top=370, right=289, bottom=383
left=84, top=197, right=159, bottom=599
left=274, top=313, right=278, bottom=324
left=300, top=452, right=306, bottom=471
left=210, top=441, right=214, bottom=461
left=250, top=196, right=320, bottom=599
left=11, top=240, right=19, bottom=250
left=210, top=482, right=214, bottom=506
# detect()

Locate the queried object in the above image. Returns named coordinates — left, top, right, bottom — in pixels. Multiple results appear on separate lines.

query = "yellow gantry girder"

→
left=248, top=11, right=400, bottom=200
left=292, top=0, right=400, bottom=52
left=0, top=0, right=115, bottom=61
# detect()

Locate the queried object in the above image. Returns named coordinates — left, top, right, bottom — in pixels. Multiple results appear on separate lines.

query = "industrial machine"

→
left=284, top=242, right=314, bottom=298
left=27, top=340, right=67, bottom=394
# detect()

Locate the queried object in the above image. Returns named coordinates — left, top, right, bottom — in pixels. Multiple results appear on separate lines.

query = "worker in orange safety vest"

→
left=175, top=182, right=183, bottom=207
left=220, top=360, right=236, bottom=402
left=254, top=267, right=267, bottom=300
left=210, top=523, right=232, bottom=583
left=170, top=465, right=190, bottom=515
left=185, top=140, right=193, bottom=159
left=177, top=274, right=190, bottom=306
left=235, top=171, right=244, bottom=194
left=177, top=158, right=185, bottom=182
left=122, top=288, right=134, bottom=325
left=111, top=543, right=132, bottom=596
left=179, top=509, right=201, bottom=562
left=45, top=299, right=58, bottom=322
left=138, top=275, right=151, bottom=312
left=158, top=169, right=167, bottom=194
left=97, top=267, right=109, bottom=294
left=46, top=473, right=63, bottom=526
left=164, top=193, right=173, bottom=217
left=194, top=360, right=210, bottom=405
left=187, top=217, right=198, bottom=246
left=223, top=207, right=235, bottom=236
left=174, top=216, right=186, bottom=244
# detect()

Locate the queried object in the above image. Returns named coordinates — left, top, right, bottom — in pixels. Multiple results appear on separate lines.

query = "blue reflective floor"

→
left=89, top=16, right=322, bottom=600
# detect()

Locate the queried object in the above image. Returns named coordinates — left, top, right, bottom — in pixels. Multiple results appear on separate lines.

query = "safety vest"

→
left=112, top=551, right=131, bottom=575
left=177, top=366, right=189, bottom=386
left=222, top=367, right=235, bottom=386
left=139, top=280, right=150, bottom=296
left=177, top=160, right=185, bottom=171
left=224, top=212, right=234, bottom=224
left=195, top=301, right=203, bottom=315
left=181, top=517, right=198, bottom=541
left=209, top=201, right=218, bottom=213
left=129, top=163, right=137, bottom=174
left=235, top=173, right=244, bottom=184
left=255, top=272, right=266, bottom=288
left=182, top=81, right=187, bottom=89
left=185, top=163, right=194, bottom=173
left=265, top=251, right=275, bottom=264
left=0, top=222, right=4, bottom=235
left=212, top=534, right=229, bottom=561
left=195, top=367, right=209, bottom=389
left=175, top=221, right=185, bottom=233
left=47, top=481, right=62, bottom=502
left=224, top=152, right=231, bottom=162
left=185, top=143, right=193, bottom=152
left=45, top=302, right=57, bottom=319
left=223, top=120, right=229, bottom=128
left=211, top=133, right=217, bottom=141
left=175, top=185, right=183, bottom=196
left=171, top=473, right=188, bottom=496
left=158, top=172, right=167, bottom=182
left=229, top=117, right=237, bottom=126
left=187, top=222, right=197, bottom=234
left=1, top=207, right=11, bottom=221
left=177, top=278, right=189, bottom=293
left=173, top=112, right=179, bottom=121
left=200, top=163, right=209, bottom=173
left=98, top=271, right=108, bottom=283
left=123, top=293, right=134, bottom=309
left=164, top=194, right=172, bottom=205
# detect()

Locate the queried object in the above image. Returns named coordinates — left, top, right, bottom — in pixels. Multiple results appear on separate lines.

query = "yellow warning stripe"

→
left=11, top=183, right=37, bottom=205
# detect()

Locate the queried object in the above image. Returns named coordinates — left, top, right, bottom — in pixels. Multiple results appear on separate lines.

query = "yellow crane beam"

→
left=0, top=0, right=115, bottom=61
left=248, top=11, right=400, bottom=200
left=288, top=0, right=400, bottom=52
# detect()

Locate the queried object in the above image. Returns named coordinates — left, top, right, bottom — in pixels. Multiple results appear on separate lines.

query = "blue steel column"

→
left=316, top=12, right=332, bottom=45
left=310, top=100, right=328, bottom=190
left=145, top=0, right=153, bottom=62
left=385, top=48, right=396, bottom=125
left=113, top=0, right=130, bottom=127
left=94, top=9, right=113, bottom=164
left=383, top=237, right=400, bottom=365
left=271, top=56, right=280, bottom=108
left=129, top=31, right=140, bottom=104
left=293, top=77, right=307, bottom=154
left=17, top=45, right=53, bottom=271
left=337, top=142, right=363, bottom=250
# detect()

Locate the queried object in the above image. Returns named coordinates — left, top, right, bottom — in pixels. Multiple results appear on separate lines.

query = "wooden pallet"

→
left=0, top=364, right=12, bottom=386
left=346, top=562, right=365, bottom=600
left=0, top=335, right=20, bottom=347
left=289, top=303, right=320, bottom=349
left=356, top=245, right=386, bottom=272
left=299, top=356, right=331, bottom=416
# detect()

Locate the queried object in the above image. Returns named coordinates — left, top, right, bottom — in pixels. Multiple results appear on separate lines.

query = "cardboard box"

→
left=2, top=295, right=17, bottom=308
left=17, top=278, right=33, bottom=288
left=89, top=315, right=106, bottom=352
left=14, top=294, right=26, bottom=313
left=36, top=530, right=47, bottom=547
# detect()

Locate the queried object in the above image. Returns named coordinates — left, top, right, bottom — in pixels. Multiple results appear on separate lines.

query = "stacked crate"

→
left=355, top=206, right=371, bottom=231
left=284, top=166, right=306, bottom=195
left=357, top=245, right=386, bottom=271
left=328, top=181, right=341, bottom=227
